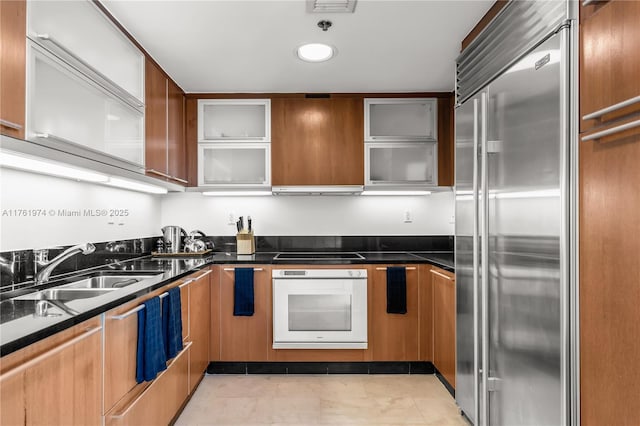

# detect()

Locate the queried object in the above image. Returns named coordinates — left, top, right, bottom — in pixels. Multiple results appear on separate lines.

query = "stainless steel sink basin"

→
left=61, top=274, right=159, bottom=289
left=17, top=288, right=116, bottom=301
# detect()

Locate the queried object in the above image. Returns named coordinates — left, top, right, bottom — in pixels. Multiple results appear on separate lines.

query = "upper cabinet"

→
left=198, top=99, right=270, bottom=142
left=365, top=98, right=437, bottom=141
left=580, top=0, right=640, bottom=133
left=145, top=59, right=187, bottom=185
left=25, top=0, right=146, bottom=169
left=196, top=99, right=271, bottom=187
left=27, top=0, right=144, bottom=104
left=0, top=0, right=26, bottom=139
left=364, top=98, right=439, bottom=187
left=271, top=97, right=364, bottom=186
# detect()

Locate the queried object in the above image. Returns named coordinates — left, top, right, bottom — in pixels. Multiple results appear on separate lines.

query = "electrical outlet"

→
left=228, top=212, right=235, bottom=225
left=403, top=210, right=412, bottom=223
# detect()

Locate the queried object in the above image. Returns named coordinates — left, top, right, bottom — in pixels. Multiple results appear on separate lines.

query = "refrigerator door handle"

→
left=472, top=97, right=481, bottom=424
left=480, top=91, right=490, bottom=426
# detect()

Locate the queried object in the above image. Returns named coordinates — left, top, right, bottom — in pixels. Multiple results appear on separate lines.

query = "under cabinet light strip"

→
left=0, top=151, right=109, bottom=182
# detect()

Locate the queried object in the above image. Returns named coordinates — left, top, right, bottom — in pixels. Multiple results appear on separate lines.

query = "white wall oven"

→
left=272, top=269, right=367, bottom=349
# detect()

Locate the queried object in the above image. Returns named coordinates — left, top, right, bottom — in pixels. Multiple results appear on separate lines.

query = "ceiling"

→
left=103, top=0, right=494, bottom=94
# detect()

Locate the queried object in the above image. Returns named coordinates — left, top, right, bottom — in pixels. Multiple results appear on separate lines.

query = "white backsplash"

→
left=160, top=191, right=455, bottom=236
left=0, top=168, right=162, bottom=251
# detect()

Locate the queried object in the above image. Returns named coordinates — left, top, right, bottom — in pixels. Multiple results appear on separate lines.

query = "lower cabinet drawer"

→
left=105, top=343, right=191, bottom=426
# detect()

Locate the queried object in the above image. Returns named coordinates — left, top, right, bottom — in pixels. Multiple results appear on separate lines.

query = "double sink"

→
left=16, top=271, right=162, bottom=302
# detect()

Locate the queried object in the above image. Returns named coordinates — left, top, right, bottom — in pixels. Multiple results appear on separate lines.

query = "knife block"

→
left=236, top=231, right=255, bottom=255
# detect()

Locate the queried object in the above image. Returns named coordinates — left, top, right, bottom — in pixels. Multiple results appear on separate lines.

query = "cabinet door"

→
left=432, top=267, right=456, bottom=388
left=0, top=349, right=26, bottom=426
left=28, top=43, right=144, bottom=166
left=271, top=97, right=364, bottom=186
left=22, top=318, right=102, bottom=426
left=365, top=142, right=437, bottom=186
left=580, top=126, right=640, bottom=426
left=198, top=143, right=271, bottom=187
left=580, top=0, right=640, bottom=132
left=188, top=269, right=211, bottom=392
left=168, top=79, right=187, bottom=183
left=219, top=266, right=270, bottom=361
left=0, top=0, right=26, bottom=138
left=370, top=265, right=419, bottom=361
left=145, top=58, right=168, bottom=176
left=365, top=98, right=437, bottom=141
left=418, top=264, right=433, bottom=361
left=198, top=99, right=270, bottom=141
left=28, top=0, right=144, bottom=102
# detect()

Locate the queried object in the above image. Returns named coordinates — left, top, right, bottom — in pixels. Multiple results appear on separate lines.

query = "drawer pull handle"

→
left=108, top=341, right=193, bottom=419
left=178, top=279, right=194, bottom=288
left=430, top=269, right=454, bottom=281
left=0, top=326, right=102, bottom=381
left=223, top=267, right=264, bottom=271
left=581, top=119, right=640, bottom=142
left=583, top=95, right=640, bottom=121
left=0, top=119, right=23, bottom=130
left=111, top=292, right=170, bottom=320
left=146, top=169, right=172, bottom=179
left=375, top=267, right=417, bottom=271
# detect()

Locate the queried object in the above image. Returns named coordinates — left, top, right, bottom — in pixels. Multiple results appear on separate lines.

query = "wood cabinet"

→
left=370, top=265, right=419, bottom=361
left=145, top=58, right=187, bottom=185
left=271, top=97, right=364, bottom=186
left=105, top=344, right=189, bottom=426
left=579, top=2, right=640, bottom=425
left=216, top=266, right=271, bottom=361
left=432, top=266, right=455, bottom=388
left=0, top=0, right=26, bottom=138
left=580, top=0, right=640, bottom=133
left=186, top=268, right=211, bottom=392
left=418, top=264, right=433, bottom=361
left=0, top=318, right=102, bottom=426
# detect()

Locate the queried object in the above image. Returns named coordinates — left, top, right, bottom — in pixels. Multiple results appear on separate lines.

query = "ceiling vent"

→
left=306, top=0, right=357, bottom=13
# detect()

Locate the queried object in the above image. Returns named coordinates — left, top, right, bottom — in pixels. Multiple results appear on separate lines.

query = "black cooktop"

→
left=273, top=252, right=365, bottom=260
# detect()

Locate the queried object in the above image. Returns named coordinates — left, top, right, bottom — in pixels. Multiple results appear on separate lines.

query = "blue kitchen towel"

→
left=233, top=268, right=255, bottom=316
left=386, top=266, right=407, bottom=314
left=135, top=296, right=167, bottom=383
left=162, top=287, right=183, bottom=360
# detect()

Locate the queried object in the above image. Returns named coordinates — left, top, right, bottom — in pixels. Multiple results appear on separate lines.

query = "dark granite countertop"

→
left=0, top=251, right=453, bottom=356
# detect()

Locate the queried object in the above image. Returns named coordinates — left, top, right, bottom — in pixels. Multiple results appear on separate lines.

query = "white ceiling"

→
left=103, top=0, right=494, bottom=93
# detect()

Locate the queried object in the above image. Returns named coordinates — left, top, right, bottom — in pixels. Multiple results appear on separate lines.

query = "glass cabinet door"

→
left=365, top=98, right=437, bottom=141
left=28, top=0, right=145, bottom=103
left=198, top=144, right=271, bottom=187
left=198, top=100, right=270, bottom=142
left=27, top=43, right=144, bottom=167
left=365, top=142, right=437, bottom=186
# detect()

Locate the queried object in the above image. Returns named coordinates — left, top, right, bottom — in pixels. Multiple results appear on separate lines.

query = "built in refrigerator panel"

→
left=485, top=33, right=563, bottom=426
left=455, top=94, right=481, bottom=423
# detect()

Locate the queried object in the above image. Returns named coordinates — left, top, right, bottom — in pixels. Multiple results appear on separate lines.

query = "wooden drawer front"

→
left=580, top=0, right=640, bottom=132
left=106, top=344, right=190, bottom=426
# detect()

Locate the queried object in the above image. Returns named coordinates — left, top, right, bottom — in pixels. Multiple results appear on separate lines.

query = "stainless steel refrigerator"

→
left=454, top=1, right=578, bottom=425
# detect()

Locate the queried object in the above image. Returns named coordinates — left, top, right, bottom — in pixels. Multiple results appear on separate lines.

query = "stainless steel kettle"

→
left=161, top=226, right=187, bottom=253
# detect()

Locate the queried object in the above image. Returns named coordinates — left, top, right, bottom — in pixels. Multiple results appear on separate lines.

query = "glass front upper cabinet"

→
left=197, top=144, right=271, bottom=187
left=198, top=99, right=271, bottom=142
left=365, top=142, right=438, bottom=186
left=365, top=98, right=437, bottom=141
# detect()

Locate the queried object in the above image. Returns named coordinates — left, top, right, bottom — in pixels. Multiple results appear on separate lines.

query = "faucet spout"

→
left=35, top=243, right=96, bottom=285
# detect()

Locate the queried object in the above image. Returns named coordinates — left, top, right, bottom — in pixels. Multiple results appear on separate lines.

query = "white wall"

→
left=0, top=168, right=162, bottom=251
left=160, top=191, right=455, bottom=236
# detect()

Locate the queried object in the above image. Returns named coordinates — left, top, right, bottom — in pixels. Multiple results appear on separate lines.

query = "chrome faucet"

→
left=35, top=243, right=96, bottom=285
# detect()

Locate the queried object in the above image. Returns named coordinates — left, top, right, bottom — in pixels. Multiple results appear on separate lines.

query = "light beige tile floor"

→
left=176, top=375, right=469, bottom=426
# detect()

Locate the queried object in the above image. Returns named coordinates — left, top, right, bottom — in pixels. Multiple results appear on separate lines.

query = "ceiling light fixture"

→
left=0, top=151, right=109, bottom=183
left=297, top=43, right=335, bottom=62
